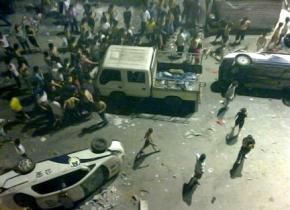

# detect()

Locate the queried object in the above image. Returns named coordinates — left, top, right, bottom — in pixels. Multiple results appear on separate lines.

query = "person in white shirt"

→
left=0, top=32, right=13, bottom=59
left=7, top=61, right=22, bottom=89
left=223, top=81, right=238, bottom=108
left=176, top=28, right=186, bottom=55
left=189, top=153, right=206, bottom=186
left=14, top=138, right=27, bottom=157
left=140, top=8, right=151, bottom=35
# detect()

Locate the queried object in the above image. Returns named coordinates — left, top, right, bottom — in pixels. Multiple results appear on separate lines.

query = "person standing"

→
left=140, top=7, right=151, bottom=35
left=123, top=6, right=132, bottom=29
left=223, top=81, right=238, bottom=108
left=256, top=32, right=267, bottom=52
left=14, top=138, right=27, bottom=158
left=267, top=22, right=284, bottom=49
left=138, top=128, right=160, bottom=155
left=6, top=60, right=22, bottom=89
left=235, top=135, right=255, bottom=164
left=234, top=17, right=251, bottom=44
left=278, top=17, right=290, bottom=45
left=189, top=153, right=206, bottom=185
left=14, top=24, right=31, bottom=52
left=233, top=108, right=247, bottom=136
left=25, top=25, right=41, bottom=50
left=176, top=28, right=186, bottom=55
left=0, top=32, right=13, bottom=60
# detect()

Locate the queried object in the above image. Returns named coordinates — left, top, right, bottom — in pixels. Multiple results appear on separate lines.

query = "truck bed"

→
left=153, top=62, right=200, bottom=92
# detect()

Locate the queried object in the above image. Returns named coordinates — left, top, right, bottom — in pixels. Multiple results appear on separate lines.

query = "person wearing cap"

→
left=233, top=108, right=247, bottom=136
left=189, top=153, right=206, bottom=185
left=235, top=135, right=255, bottom=164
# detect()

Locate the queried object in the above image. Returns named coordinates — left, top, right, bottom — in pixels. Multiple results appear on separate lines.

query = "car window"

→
left=127, top=71, right=145, bottom=83
left=99, top=69, right=121, bottom=85
left=81, top=167, right=106, bottom=195
left=32, top=169, right=89, bottom=194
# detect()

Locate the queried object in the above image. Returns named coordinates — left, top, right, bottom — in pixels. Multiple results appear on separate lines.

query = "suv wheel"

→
left=235, top=54, right=252, bottom=66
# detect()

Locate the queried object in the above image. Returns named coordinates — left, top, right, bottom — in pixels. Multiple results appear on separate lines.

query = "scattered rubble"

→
left=78, top=186, right=119, bottom=210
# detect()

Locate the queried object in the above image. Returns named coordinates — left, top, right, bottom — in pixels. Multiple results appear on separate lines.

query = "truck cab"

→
left=96, top=45, right=155, bottom=98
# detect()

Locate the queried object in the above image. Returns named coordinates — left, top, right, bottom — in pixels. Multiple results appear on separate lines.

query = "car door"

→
left=123, top=70, right=150, bottom=97
left=97, top=69, right=124, bottom=96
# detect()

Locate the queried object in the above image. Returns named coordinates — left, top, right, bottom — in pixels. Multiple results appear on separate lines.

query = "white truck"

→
left=93, top=45, right=204, bottom=112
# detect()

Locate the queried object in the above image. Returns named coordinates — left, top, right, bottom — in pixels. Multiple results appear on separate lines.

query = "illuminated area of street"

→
left=1, top=0, right=290, bottom=210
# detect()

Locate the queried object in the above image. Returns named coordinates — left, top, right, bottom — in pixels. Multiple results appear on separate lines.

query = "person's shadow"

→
left=230, top=159, right=245, bottom=178
left=217, top=106, right=228, bottom=120
left=132, top=150, right=160, bottom=170
left=182, top=178, right=198, bottom=206
left=225, top=128, right=238, bottom=145
left=78, top=122, right=108, bottom=137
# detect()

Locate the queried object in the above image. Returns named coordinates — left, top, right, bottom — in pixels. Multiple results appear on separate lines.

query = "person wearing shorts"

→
left=233, top=108, right=247, bottom=136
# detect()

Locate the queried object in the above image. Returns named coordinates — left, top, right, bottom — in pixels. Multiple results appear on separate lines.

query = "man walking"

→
left=138, top=128, right=160, bottom=155
left=235, top=135, right=255, bottom=164
left=189, top=153, right=206, bottom=186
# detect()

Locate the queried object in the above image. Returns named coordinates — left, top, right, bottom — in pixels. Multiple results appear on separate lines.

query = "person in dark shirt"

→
left=235, top=135, right=255, bottom=164
left=123, top=6, right=132, bottom=29
left=233, top=108, right=247, bottom=136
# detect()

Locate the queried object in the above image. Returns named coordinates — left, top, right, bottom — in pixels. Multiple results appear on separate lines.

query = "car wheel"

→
left=235, top=54, right=252, bottom=66
left=14, top=158, right=35, bottom=175
left=91, top=138, right=108, bottom=154
left=284, top=34, right=290, bottom=48
left=14, top=193, right=38, bottom=208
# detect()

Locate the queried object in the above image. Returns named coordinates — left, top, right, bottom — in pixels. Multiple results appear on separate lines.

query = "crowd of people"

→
left=0, top=0, right=209, bottom=133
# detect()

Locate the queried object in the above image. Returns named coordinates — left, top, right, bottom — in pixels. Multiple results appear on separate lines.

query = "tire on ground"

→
left=91, top=138, right=108, bottom=154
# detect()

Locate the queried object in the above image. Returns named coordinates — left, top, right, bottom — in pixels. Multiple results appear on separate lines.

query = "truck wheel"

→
left=91, top=138, right=109, bottom=154
left=14, top=158, right=35, bottom=175
left=235, top=54, right=252, bottom=66
left=109, top=92, right=128, bottom=111
left=14, top=194, right=38, bottom=208
left=164, top=97, right=183, bottom=114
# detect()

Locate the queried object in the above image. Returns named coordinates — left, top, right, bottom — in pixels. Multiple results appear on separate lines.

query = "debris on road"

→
left=78, top=186, right=119, bottom=210
left=139, top=200, right=149, bottom=210
left=184, top=129, right=202, bottom=138
left=208, top=127, right=216, bottom=132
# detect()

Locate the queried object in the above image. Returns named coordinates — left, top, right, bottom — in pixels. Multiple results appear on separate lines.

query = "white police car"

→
left=0, top=138, right=125, bottom=209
